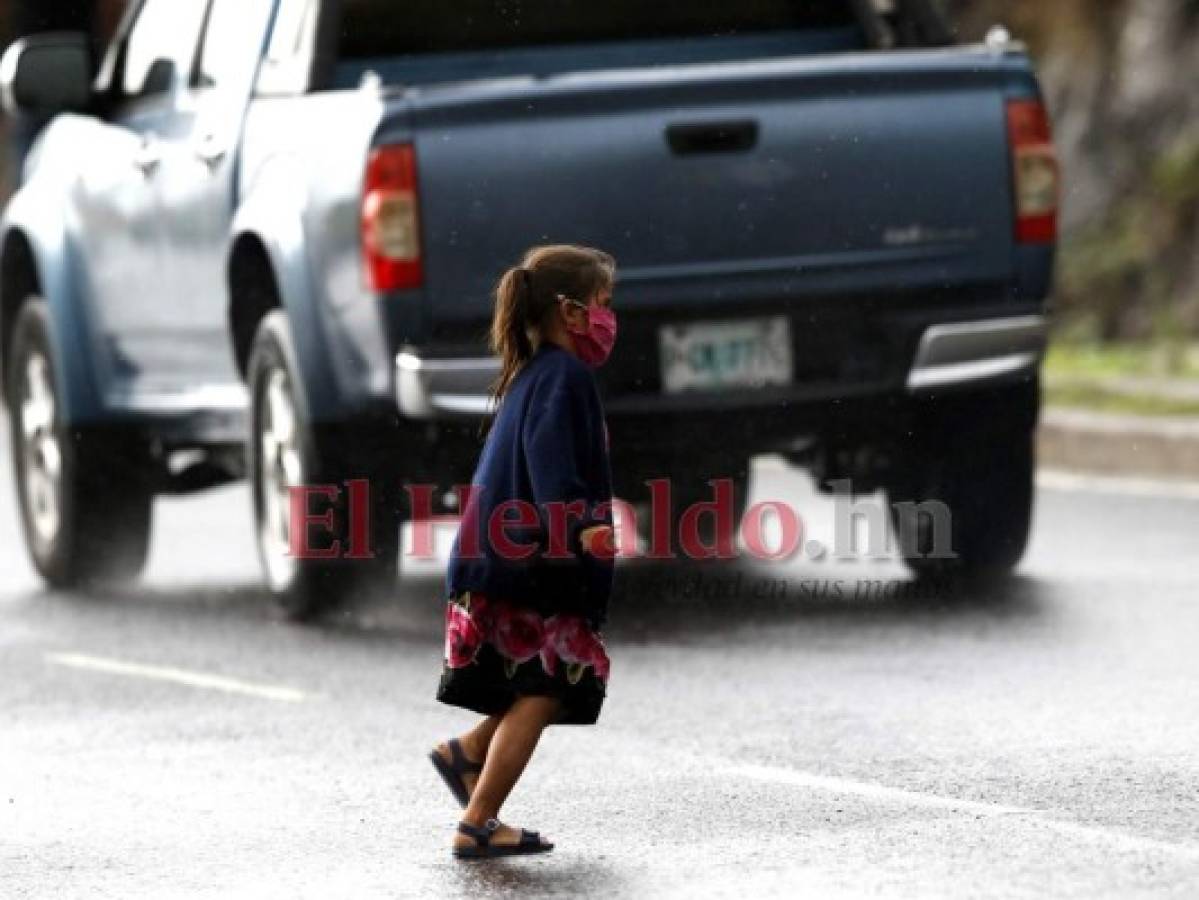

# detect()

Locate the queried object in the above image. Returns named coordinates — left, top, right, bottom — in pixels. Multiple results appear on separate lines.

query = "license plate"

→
left=659, top=317, right=793, bottom=393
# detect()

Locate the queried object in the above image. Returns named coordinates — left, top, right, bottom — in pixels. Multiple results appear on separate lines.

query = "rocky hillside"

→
left=949, top=0, right=1199, bottom=344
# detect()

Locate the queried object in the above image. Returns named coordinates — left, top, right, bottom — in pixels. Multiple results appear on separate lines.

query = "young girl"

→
left=429, top=244, right=618, bottom=859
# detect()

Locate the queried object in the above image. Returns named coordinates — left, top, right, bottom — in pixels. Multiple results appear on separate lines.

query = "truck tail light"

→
left=362, top=144, right=423, bottom=292
left=1006, top=99, right=1059, bottom=244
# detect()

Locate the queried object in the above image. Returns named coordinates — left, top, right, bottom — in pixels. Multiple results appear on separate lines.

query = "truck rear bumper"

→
left=395, top=351, right=499, bottom=419
left=906, top=315, right=1047, bottom=392
left=395, top=313, right=1048, bottom=421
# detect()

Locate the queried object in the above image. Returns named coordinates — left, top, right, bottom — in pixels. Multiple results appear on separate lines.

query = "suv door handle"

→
left=133, top=136, right=161, bottom=176
left=194, top=133, right=227, bottom=169
left=666, top=120, right=759, bottom=156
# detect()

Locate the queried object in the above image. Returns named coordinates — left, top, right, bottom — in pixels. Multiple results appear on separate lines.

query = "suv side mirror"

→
left=140, top=58, right=177, bottom=98
left=0, top=32, right=94, bottom=119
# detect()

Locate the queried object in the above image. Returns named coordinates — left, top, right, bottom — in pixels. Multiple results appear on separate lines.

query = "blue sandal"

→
left=453, top=818, right=554, bottom=859
left=429, top=738, right=483, bottom=807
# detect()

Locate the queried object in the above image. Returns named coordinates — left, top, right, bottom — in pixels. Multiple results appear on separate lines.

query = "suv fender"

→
left=227, top=170, right=341, bottom=423
left=0, top=183, right=103, bottom=423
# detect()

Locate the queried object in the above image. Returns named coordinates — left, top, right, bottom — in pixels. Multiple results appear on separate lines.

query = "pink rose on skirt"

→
left=444, top=601, right=483, bottom=668
left=465, top=592, right=497, bottom=637
left=491, top=602, right=546, bottom=664
left=541, top=615, right=611, bottom=684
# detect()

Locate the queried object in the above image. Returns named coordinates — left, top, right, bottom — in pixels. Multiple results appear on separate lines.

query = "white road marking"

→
left=726, top=762, right=1025, bottom=816
left=721, top=761, right=1199, bottom=860
left=45, top=652, right=311, bottom=703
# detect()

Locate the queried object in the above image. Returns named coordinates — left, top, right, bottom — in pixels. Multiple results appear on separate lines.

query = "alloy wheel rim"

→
left=18, top=352, right=63, bottom=546
left=258, top=367, right=303, bottom=591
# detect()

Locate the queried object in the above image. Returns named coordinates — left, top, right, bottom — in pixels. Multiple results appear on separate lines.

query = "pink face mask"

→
left=560, top=296, right=618, bottom=368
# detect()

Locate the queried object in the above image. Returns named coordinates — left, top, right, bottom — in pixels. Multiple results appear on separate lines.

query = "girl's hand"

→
left=580, top=525, right=616, bottom=559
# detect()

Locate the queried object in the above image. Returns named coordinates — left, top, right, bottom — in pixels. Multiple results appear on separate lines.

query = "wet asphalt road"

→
left=3, top=427, right=1199, bottom=898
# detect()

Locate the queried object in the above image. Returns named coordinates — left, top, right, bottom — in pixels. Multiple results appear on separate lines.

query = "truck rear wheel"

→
left=5, top=298, right=153, bottom=587
left=886, top=386, right=1037, bottom=581
left=247, top=312, right=402, bottom=620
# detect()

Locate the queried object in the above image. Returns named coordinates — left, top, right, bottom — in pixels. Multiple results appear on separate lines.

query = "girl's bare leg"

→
left=455, top=694, right=562, bottom=849
left=463, top=714, right=502, bottom=758
left=433, top=714, right=502, bottom=796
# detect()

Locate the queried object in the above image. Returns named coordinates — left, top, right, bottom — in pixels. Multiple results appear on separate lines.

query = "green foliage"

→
left=1044, top=338, right=1199, bottom=418
left=951, top=1, right=1199, bottom=342
left=1057, top=134, right=1199, bottom=343
left=1044, top=382, right=1199, bottom=418
left=1045, top=341, right=1199, bottom=379
left=1152, top=138, right=1199, bottom=203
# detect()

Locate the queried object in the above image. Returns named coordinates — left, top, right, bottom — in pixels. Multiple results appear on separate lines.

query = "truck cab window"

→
left=860, top=0, right=954, bottom=48
left=255, top=0, right=318, bottom=96
left=195, top=0, right=276, bottom=92
left=339, top=0, right=859, bottom=57
left=265, top=0, right=315, bottom=66
left=121, top=0, right=208, bottom=102
left=331, top=0, right=867, bottom=88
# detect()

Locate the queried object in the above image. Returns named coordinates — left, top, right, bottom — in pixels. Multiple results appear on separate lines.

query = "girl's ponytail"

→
left=489, top=266, right=535, bottom=404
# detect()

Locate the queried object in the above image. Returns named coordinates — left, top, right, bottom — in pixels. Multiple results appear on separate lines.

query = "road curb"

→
left=1038, top=408, right=1199, bottom=482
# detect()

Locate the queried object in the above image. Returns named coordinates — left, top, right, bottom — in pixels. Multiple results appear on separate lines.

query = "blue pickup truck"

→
left=0, top=0, right=1056, bottom=614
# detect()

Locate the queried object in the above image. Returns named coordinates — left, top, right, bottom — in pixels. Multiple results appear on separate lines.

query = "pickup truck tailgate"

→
left=406, top=49, right=1018, bottom=331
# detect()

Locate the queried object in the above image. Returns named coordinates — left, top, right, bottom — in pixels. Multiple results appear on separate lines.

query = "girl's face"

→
left=559, top=286, right=613, bottom=334
left=556, top=285, right=617, bottom=368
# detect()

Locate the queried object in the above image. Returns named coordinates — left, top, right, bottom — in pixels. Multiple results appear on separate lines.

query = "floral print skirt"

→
left=435, top=591, right=610, bottom=726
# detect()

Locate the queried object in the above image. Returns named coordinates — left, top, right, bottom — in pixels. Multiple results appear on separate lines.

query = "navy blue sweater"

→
left=446, top=343, right=615, bottom=629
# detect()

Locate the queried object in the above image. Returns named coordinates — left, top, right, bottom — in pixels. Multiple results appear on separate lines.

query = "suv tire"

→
left=247, top=311, right=402, bottom=619
left=5, top=298, right=153, bottom=587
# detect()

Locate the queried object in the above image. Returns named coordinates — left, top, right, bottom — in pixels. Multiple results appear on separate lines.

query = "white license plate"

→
left=659, top=317, right=793, bottom=393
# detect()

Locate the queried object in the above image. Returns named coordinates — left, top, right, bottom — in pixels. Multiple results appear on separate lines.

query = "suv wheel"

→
left=886, top=384, right=1038, bottom=581
left=5, top=298, right=153, bottom=586
left=248, top=311, right=402, bottom=619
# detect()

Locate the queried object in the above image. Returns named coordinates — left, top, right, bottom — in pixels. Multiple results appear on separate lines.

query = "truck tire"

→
left=5, top=298, right=153, bottom=587
left=247, top=311, right=402, bottom=620
left=886, top=390, right=1037, bottom=581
